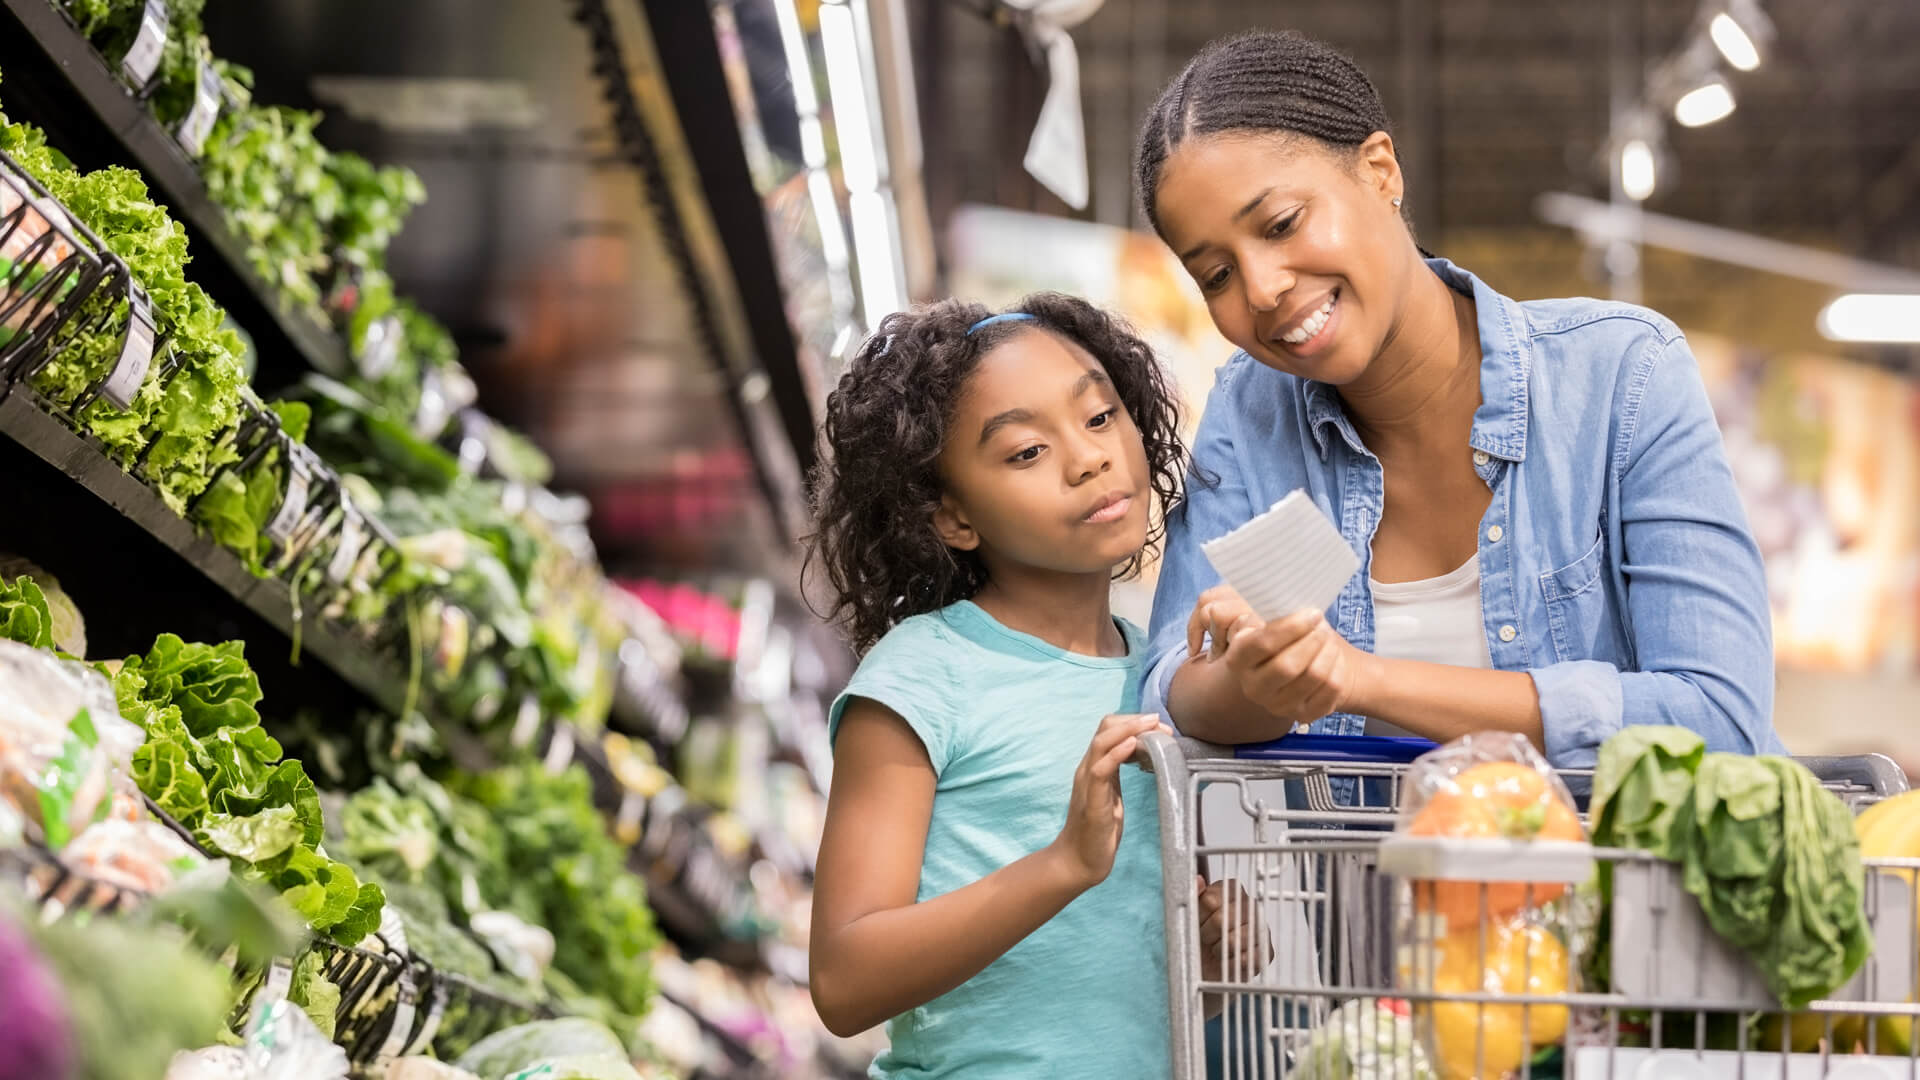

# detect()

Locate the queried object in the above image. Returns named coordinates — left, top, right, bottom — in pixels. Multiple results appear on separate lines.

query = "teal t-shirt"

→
left=828, top=600, right=1171, bottom=1079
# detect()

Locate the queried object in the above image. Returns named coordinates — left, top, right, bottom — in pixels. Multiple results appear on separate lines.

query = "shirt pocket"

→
left=1539, top=533, right=1626, bottom=665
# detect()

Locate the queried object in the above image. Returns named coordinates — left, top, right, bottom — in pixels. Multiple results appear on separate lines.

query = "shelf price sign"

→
left=120, top=0, right=169, bottom=88
left=98, top=282, right=155, bottom=410
left=264, top=444, right=314, bottom=546
left=176, top=61, right=222, bottom=158
left=326, top=498, right=368, bottom=587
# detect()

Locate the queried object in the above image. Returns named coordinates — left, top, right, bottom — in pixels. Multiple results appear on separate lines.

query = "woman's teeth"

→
left=1281, top=294, right=1336, bottom=345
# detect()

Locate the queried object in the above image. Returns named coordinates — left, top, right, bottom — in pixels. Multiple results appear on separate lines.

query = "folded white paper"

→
left=1201, top=490, right=1361, bottom=622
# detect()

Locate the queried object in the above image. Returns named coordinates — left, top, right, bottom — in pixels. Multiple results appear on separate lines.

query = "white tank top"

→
left=1364, top=554, right=1492, bottom=737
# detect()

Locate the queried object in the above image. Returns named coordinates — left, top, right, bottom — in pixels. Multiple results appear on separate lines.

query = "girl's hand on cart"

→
left=1049, top=714, right=1168, bottom=890
left=1191, top=586, right=1367, bottom=728
left=1197, top=876, right=1271, bottom=982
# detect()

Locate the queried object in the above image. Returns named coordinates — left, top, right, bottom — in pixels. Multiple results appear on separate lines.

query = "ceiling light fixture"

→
left=1817, top=294, right=1920, bottom=344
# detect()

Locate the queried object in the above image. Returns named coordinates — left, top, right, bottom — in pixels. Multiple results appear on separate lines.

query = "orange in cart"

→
left=1405, top=761, right=1584, bottom=927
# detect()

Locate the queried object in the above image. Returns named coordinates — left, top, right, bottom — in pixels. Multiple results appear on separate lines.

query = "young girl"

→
left=805, top=293, right=1233, bottom=1077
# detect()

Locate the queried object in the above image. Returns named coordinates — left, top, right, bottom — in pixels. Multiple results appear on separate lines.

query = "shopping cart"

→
left=1135, top=732, right=1920, bottom=1080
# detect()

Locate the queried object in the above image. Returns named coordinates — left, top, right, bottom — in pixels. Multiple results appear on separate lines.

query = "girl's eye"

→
left=1267, top=211, right=1300, bottom=239
left=1201, top=267, right=1231, bottom=294
left=1088, top=408, right=1117, bottom=429
left=1008, top=446, right=1043, bottom=465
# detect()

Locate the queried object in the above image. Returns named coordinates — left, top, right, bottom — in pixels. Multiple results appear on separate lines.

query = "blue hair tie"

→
left=967, top=312, right=1037, bottom=335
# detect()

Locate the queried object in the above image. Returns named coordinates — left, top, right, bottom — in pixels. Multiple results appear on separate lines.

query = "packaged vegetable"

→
left=61, top=817, right=203, bottom=894
left=387, top=1061, right=482, bottom=1080
left=1403, top=918, right=1569, bottom=1080
left=1291, top=998, right=1434, bottom=1080
left=0, top=640, right=143, bottom=849
left=1398, top=733, right=1585, bottom=931
left=501, top=1056, right=642, bottom=1080
left=454, top=1019, right=629, bottom=1080
left=239, top=998, right=349, bottom=1080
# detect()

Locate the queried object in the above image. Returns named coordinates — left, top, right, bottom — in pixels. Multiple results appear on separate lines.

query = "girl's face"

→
left=1153, top=131, right=1413, bottom=386
left=933, top=329, right=1152, bottom=580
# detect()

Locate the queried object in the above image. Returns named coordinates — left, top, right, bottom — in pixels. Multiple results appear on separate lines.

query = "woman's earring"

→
left=1391, top=196, right=1403, bottom=208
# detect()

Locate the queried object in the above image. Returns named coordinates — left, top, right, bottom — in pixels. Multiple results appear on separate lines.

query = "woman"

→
left=1133, top=30, right=1785, bottom=765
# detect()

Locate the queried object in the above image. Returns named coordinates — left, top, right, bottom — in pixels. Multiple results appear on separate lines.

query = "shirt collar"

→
left=1303, top=257, right=1531, bottom=463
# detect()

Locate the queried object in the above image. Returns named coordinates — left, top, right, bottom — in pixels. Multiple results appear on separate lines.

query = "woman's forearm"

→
left=1168, top=649, right=1545, bottom=747
left=1350, top=654, right=1545, bottom=746
left=1167, top=654, right=1292, bottom=743
left=811, top=842, right=1089, bottom=1037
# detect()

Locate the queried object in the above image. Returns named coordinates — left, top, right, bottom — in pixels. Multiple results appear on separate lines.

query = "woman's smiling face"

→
left=1152, top=130, right=1415, bottom=386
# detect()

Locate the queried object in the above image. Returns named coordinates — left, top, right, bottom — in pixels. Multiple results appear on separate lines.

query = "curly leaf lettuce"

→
left=0, top=574, right=54, bottom=650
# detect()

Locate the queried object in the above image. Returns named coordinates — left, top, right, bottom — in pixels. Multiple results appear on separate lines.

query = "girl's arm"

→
left=809, top=701, right=1160, bottom=1037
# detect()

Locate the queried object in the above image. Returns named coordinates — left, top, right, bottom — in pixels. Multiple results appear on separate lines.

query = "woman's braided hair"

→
left=803, top=293, right=1190, bottom=655
left=1136, top=30, right=1397, bottom=234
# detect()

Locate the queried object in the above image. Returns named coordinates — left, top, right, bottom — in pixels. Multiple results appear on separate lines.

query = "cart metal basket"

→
left=1137, top=733, right=1920, bottom=1080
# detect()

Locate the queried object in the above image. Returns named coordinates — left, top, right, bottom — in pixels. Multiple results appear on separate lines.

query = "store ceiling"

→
left=917, top=0, right=1920, bottom=272
left=202, top=0, right=803, bottom=579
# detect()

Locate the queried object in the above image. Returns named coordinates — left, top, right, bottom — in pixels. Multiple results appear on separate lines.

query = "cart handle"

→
left=1229, top=732, right=1437, bottom=764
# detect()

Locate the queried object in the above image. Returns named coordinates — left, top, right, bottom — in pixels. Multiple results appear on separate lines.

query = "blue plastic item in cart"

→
left=1232, top=732, right=1438, bottom=764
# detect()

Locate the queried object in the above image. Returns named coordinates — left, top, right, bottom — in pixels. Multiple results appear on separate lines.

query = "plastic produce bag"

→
left=1399, top=915, right=1570, bottom=1080
left=454, top=1019, right=628, bottom=1080
left=61, top=817, right=204, bottom=893
left=165, top=1048, right=251, bottom=1080
left=0, top=640, right=144, bottom=849
left=501, top=1056, right=642, bottom=1080
left=1291, top=998, right=1434, bottom=1080
left=1397, top=732, right=1585, bottom=931
left=240, top=998, right=349, bottom=1080
left=387, top=1060, right=482, bottom=1080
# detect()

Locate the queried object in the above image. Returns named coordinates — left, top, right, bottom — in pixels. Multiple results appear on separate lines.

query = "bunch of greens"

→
left=61, top=0, right=147, bottom=63
left=0, top=573, right=55, bottom=651
left=1588, top=726, right=1871, bottom=1010
left=458, top=763, right=658, bottom=1017
left=111, top=633, right=385, bottom=944
left=0, top=557, right=85, bottom=655
left=0, top=106, right=251, bottom=514
left=326, top=151, right=424, bottom=281
left=191, top=397, right=308, bottom=576
left=145, top=0, right=212, bottom=129
left=198, top=69, right=340, bottom=319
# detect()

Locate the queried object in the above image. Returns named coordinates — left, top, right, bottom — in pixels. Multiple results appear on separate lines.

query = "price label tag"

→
left=509, top=695, right=541, bottom=749
left=259, top=958, right=295, bottom=1004
left=120, top=0, right=168, bottom=87
left=357, top=314, right=400, bottom=379
left=543, top=724, right=575, bottom=774
left=326, top=501, right=368, bottom=586
left=176, top=61, right=221, bottom=158
left=374, top=969, right=419, bottom=1066
left=264, top=445, right=313, bottom=545
left=614, top=788, right=647, bottom=845
left=97, top=283, right=154, bottom=410
left=404, top=987, right=447, bottom=1057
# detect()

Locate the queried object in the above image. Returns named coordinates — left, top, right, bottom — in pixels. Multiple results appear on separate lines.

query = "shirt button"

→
left=1472, top=450, right=1491, bottom=466
left=1499, top=624, right=1518, bottom=643
left=1487, top=525, right=1504, bottom=543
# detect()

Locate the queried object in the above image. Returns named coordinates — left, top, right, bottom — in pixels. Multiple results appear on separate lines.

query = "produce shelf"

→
left=0, top=0, right=349, bottom=389
left=0, top=385, right=409, bottom=716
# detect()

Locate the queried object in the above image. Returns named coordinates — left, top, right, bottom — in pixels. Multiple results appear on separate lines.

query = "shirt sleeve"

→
left=1142, top=367, right=1258, bottom=729
left=829, top=621, right=965, bottom=774
left=1532, top=333, right=1785, bottom=766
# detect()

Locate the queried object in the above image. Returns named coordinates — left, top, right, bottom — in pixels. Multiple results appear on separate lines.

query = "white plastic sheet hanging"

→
left=998, top=0, right=1105, bottom=210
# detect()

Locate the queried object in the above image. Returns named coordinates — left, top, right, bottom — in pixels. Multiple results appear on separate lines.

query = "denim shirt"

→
left=1142, top=258, right=1787, bottom=767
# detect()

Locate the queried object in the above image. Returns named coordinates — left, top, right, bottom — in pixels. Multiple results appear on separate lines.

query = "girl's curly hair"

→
left=804, top=292, right=1191, bottom=655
